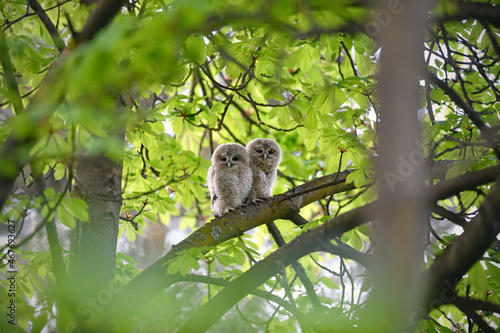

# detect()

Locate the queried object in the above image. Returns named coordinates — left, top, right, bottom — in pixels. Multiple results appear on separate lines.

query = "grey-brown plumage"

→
left=207, top=143, right=253, bottom=218
left=246, top=138, right=282, bottom=202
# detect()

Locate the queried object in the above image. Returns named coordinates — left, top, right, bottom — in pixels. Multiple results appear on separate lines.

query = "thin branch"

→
left=0, top=29, right=24, bottom=114
left=340, top=40, right=358, bottom=77
left=266, top=222, right=322, bottom=309
left=28, top=0, right=66, bottom=51
left=1, top=0, right=73, bottom=30
left=428, top=71, right=500, bottom=160
left=179, top=274, right=303, bottom=319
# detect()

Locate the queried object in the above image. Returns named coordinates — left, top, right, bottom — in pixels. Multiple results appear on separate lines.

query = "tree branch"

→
left=425, top=175, right=500, bottom=316
left=433, top=2, right=500, bottom=29
left=176, top=166, right=500, bottom=332
left=452, top=297, right=496, bottom=333
left=106, top=162, right=495, bottom=329
left=107, top=170, right=355, bottom=329
left=0, top=29, right=24, bottom=114
left=76, top=0, right=126, bottom=44
left=428, top=71, right=500, bottom=159
left=177, top=204, right=371, bottom=333
left=28, top=0, right=66, bottom=51
left=452, top=296, right=500, bottom=315
left=266, top=222, right=322, bottom=309
left=179, top=274, right=303, bottom=319
left=431, top=165, right=500, bottom=202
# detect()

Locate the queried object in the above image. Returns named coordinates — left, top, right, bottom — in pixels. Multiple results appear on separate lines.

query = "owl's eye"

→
left=256, top=149, right=264, bottom=154
left=268, top=149, right=274, bottom=155
left=221, top=157, right=227, bottom=162
left=232, top=156, right=239, bottom=161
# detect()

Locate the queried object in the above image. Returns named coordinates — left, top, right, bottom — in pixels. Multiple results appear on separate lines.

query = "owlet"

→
left=246, top=138, right=282, bottom=202
left=207, top=143, right=253, bottom=218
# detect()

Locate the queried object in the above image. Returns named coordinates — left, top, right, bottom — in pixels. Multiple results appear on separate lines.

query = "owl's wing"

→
left=207, top=165, right=214, bottom=193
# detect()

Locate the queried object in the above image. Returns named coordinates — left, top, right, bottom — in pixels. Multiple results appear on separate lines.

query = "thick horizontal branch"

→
left=452, top=296, right=500, bottom=315
left=433, top=2, right=500, bottom=29
left=107, top=170, right=355, bottom=328
left=453, top=297, right=497, bottom=333
left=431, top=165, right=500, bottom=201
left=177, top=204, right=371, bottom=333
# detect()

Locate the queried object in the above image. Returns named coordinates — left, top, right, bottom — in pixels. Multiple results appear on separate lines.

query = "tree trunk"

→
left=67, top=95, right=127, bottom=329
left=364, top=0, right=432, bottom=331
left=68, top=153, right=122, bottom=329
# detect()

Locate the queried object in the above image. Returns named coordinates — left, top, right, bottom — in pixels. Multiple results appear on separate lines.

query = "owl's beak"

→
left=227, top=162, right=232, bottom=168
left=263, top=154, right=268, bottom=160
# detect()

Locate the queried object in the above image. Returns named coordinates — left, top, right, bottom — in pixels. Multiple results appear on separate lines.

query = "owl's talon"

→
left=252, top=196, right=271, bottom=204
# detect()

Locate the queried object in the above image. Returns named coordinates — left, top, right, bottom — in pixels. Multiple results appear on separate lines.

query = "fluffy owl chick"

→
left=207, top=143, right=253, bottom=218
left=246, top=138, right=282, bottom=202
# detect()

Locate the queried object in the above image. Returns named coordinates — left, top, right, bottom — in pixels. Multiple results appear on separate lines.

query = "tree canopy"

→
left=1, top=0, right=500, bottom=332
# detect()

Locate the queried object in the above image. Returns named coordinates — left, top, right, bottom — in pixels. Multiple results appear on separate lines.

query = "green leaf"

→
left=184, top=35, right=207, bottom=65
left=167, top=254, right=200, bottom=276
left=304, top=110, right=318, bottom=131
left=320, top=276, right=339, bottom=290
left=342, top=229, right=364, bottom=251
left=278, top=108, right=291, bottom=128
left=288, top=43, right=319, bottom=72
left=62, top=197, right=89, bottom=222
left=57, top=205, right=76, bottom=228
left=53, top=163, right=67, bottom=180
left=126, top=224, right=137, bottom=242
left=43, top=187, right=55, bottom=198
left=217, top=255, right=235, bottom=267
left=468, top=261, right=488, bottom=294
left=313, top=85, right=345, bottom=115
left=233, top=249, right=246, bottom=266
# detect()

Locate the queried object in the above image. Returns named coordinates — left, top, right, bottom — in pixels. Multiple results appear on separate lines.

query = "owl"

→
left=246, top=138, right=282, bottom=202
left=207, top=143, right=253, bottom=218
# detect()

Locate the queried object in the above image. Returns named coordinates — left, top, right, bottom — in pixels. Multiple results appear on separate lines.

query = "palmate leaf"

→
left=288, top=43, right=320, bottom=72
left=184, top=34, right=207, bottom=64
left=2, top=0, right=500, bottom=331
left=62, top=197, right=89, bottom=222
left=313, top=84, right=345, bottom=115
left=57, top=205, right=76, bottom=229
